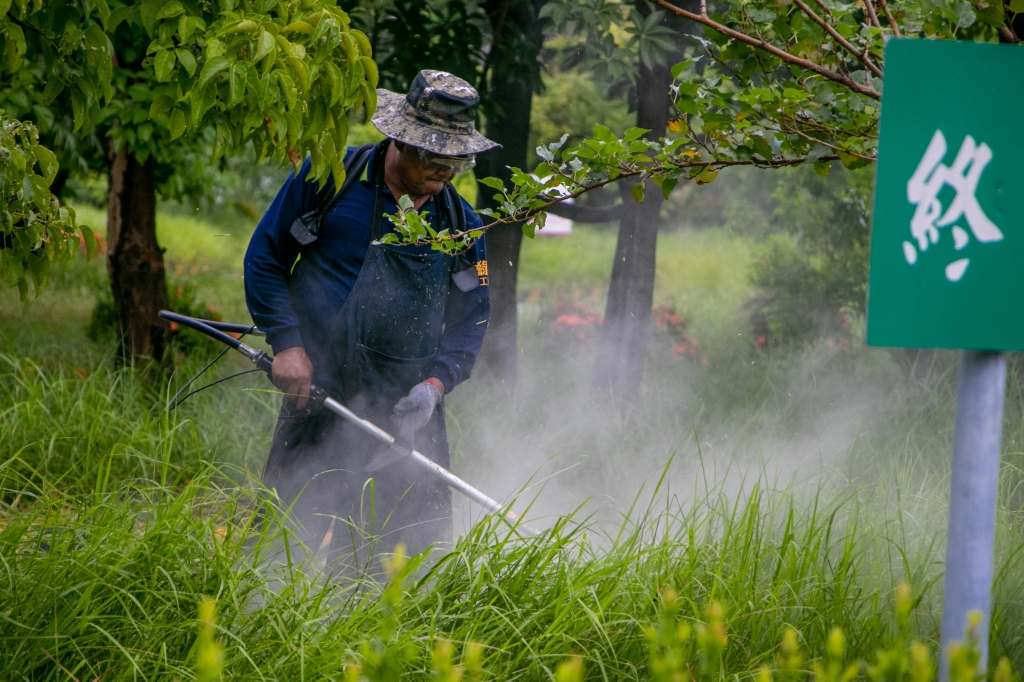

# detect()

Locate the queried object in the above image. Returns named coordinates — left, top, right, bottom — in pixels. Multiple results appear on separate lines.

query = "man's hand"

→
left=272, top=346, right=313, bottom=409
left=393, top=380, right=443, bottom=431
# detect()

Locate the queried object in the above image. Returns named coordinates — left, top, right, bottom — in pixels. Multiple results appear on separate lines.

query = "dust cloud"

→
left=447, top=326, right=895, bottom=535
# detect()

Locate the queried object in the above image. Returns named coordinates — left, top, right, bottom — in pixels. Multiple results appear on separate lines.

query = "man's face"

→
left=394, top=143, right=456, bottom=196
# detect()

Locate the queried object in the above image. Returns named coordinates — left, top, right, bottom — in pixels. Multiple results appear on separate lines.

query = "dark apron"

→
left=262, top=147, right=454, bottom=565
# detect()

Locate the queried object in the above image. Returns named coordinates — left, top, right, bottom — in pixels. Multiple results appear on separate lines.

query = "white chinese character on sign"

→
left=903, top=130, right=1001, bottom=282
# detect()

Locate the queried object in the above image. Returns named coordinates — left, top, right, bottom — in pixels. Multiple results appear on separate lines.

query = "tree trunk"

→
left=475, top=0, right=545, bottom=387
left=106, top=143, right=169, bottom=364
left=592, top=50, right=674, bottom=396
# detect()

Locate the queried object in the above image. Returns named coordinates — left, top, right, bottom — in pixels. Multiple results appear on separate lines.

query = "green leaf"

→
left=694, top=167, right=718, bottom=185
left=198, top=56, right=231, bottom=89
left=837, top=151, right=871, bottom=169
left=751, top=135, right=774, bottom=161
left=154, top=50, right=176, bottom=82
left=675, top=96, right=699, bottom=115
left=33, top=145, right=58, bottom=184
left=41, top=74, right=65, bottom=105
left=228, top=64, right=245, bottom=107
left=594, top=124, right=616, bottom=142
left=326, top=62, right=344, bottom=106
left=70, top=92, right=86, bottom=133
left=660, top=177, right=679, bottom=199
left=813, top=159, right=831, bottom=177
left=623, top=127, right=650, bottom=142
left=108, top=6, right=132, bottom=29
left=169, top=108, right=186, bottom=140
left=358, top=56, right=378, bottom=88
left=1011, top=0, right=1024, bottom=13
left=479, top=177, right=504, bottom=191
left=19, top=173, right=35, bottom=204
left=303, top=99, right=328, bottom=141
left=175, top=48, right=197, bottom=76
left=178, top=14, right=194, bottom=42
left=670, top=60, right=695, bottom=79
left=360, top=82, right=377, bottom=118
left=522, top=220, right=536, bottom=238
left=80, top=224, right=97, bottom=260
left=149, top=94, right=174, bottom=119
left=156, top=1, right=184, bottom=20
left=955, top=0, right=976, bottom=28
left=286, top=56, right=309, bottom=91
left=975, top=4, right=1005, bottom=26
left=94, top=0, right=111, bottom=28
left=28, top=175, right=50, bottom=209
left=254, top=28, right=275, bottom=63
left=6, top=21, right=25, bottom=70
left=631, top=182, right=645, bottom=204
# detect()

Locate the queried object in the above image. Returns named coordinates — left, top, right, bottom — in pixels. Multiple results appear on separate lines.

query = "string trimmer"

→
left=159, top=310, right=538, bottom=536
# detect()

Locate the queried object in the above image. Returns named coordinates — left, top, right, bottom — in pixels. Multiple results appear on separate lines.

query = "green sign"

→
left=867, top=39, right=1024, bottom=350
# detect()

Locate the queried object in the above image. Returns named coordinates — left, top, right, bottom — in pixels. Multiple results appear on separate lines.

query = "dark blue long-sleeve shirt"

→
left=244, top=146, right=490, bottom=394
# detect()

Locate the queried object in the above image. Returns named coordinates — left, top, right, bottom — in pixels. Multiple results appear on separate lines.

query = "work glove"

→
left=392, top=380, right=443, bottom=432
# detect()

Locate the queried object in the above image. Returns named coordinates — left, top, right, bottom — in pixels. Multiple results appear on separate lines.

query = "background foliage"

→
left=0, top=0, right=378, bottom=298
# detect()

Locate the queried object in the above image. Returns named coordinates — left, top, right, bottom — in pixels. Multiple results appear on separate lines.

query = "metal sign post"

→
left=867, top=39, right=1024, bottom=679
left=941, top=350, right=1005, bottom=677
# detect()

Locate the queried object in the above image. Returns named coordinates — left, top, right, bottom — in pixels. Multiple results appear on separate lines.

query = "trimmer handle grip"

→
left=253, top=349, right=328, bottom=408
left=254, top=353, right=274, bottom=374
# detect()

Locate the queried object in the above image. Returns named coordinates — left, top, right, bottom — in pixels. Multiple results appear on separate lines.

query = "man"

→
left=244, top=70, right=497, bottom=563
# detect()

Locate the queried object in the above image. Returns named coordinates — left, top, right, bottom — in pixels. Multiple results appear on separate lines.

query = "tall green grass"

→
left=3, top=207, right=1024, bottom=678
left=4, top=454, right=1019, bottom=680
left=0, top=352, right=276, bottom=495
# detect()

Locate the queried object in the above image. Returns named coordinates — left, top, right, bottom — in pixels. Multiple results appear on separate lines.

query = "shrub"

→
left=739, top=165, right=872, bottom=348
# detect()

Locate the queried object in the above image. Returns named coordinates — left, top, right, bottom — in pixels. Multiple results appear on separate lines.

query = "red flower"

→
left=555, top=313, right=593, bottom=327
left=653, top=305, right=684, bottom=328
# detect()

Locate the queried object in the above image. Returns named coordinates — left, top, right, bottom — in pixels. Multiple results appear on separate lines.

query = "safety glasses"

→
left=415, top=147, right=476, bottom=173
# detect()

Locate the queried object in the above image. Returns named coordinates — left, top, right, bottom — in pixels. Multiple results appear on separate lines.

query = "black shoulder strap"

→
left=442, top=182, right=466, bottom=234
left=288, top=142, right=376, bottom=246
left=315, top=142, right=375, bottom=220
left=369, top=140, right=389, bottom=241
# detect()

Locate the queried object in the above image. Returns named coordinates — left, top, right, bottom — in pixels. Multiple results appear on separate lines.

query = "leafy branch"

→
left=386, top=128, right=836, bottom=252
left=0, top=111, right=89, bottom=299
left=401, top=0, right=1020, bottom=255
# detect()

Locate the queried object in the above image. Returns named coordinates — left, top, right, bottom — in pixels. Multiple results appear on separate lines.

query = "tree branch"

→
left=877, top=0, right=902, bottom=37
left=435, top=153, right=842, bottom=244
left=792, top=0, right=882, bottom=77
left=779, top=119, right=876, bottom=159
left=862, top=0, right=884, bottom=30
left=650, top=0, right=882, bottom=99
left=545, top=201, right=627, bottom=223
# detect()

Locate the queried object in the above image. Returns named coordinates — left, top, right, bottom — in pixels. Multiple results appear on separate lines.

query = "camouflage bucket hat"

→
left=372, top=70, right=500, bottom=156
